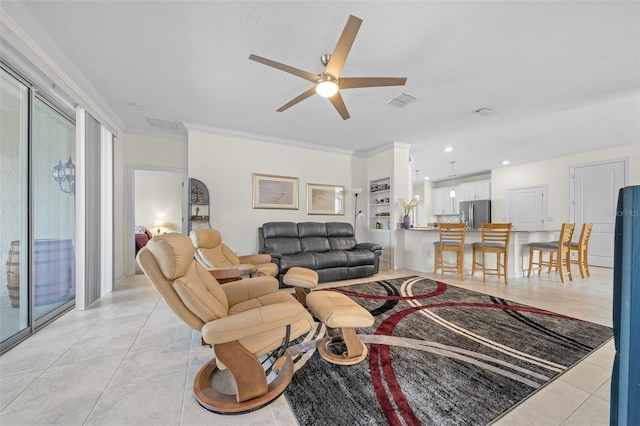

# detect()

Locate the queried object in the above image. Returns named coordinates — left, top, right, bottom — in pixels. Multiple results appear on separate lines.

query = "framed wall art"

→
left=252, top=173, right=299, bottom=209
left=307, top=183, right=344, bottom=215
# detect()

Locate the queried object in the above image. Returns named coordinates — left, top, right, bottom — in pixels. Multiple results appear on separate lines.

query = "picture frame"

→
left=307, top=183, right=344, bottom=215
left=252, top=173, right=299, bottom=209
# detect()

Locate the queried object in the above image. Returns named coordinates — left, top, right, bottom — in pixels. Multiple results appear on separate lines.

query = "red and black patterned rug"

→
left=285, top=276, right=612, bottom=426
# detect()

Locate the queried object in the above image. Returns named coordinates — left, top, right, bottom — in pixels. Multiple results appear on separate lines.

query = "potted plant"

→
left=399, top=196, right=420, bottom=229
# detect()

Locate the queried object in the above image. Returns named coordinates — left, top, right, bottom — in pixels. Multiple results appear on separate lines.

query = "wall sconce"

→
left=51, top=156, right=75, bottom=195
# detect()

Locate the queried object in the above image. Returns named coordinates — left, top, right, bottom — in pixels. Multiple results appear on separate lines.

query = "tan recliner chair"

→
left=190, top=229, right=278, bottom=278
left=137, top=233, right=313, bottom=414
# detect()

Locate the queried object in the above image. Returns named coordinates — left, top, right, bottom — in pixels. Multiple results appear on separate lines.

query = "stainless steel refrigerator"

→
left=459, top=200, right=491, bottom=229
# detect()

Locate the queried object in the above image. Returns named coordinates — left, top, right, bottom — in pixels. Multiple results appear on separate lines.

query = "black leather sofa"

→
left=258, top=222, right=382, bottom=285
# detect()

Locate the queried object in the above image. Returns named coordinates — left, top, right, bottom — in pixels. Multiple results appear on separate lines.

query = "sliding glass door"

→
left=1, top=66, right=76, bottom=351
left=0, top=68, right=29, bottom=343
left=32, top=98, right=76, bottom=321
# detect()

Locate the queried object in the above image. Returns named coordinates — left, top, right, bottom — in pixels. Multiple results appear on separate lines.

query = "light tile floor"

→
left=0, top=267, right=615, bottom=425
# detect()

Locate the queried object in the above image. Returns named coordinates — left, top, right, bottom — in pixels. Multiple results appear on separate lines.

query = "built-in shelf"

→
left=369, top=177, right=392, bottom=231
left=188, top=178, right=210, bottom=233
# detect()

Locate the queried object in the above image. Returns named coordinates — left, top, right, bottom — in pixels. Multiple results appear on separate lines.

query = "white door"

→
left=508, top=186, right=545, bottom=230
left=571, top=160, right=626, bottom=267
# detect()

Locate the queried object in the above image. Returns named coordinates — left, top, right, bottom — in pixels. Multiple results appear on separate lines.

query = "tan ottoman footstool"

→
left=282, top=267, right=318, bottom=307
left=306, top=291, right=375, bottom=365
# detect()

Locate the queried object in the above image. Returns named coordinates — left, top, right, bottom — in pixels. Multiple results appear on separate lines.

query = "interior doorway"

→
left=127, top=166, right=188, bottom=276
left=571, top=159, right=627, bottom=268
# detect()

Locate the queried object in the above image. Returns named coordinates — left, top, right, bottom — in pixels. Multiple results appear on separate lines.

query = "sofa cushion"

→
left=328, top=236, right=357, bottom=251
left=298, top=222, right=328, bottom=238
left=279, top=253, right=316, bottom=272
left=264, top=238, right=302, bottom=255
left=312, top=251, right=348, bottom=269
left=301, top=237, right=331, bottom=253
left=347, top=265, right=375, bottom=279
left=326, top=222, right=353, bottom=237
left=262, top=222, right=299, bottom=239
left=317, top=267, right=349, bottom=283
left=345, top=250, right=375, bottom=267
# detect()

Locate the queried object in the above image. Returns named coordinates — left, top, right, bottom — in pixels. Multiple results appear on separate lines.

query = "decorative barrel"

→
left=6, top=242, right=20, bottom=307
left=5, top=239, right=75, bottom=308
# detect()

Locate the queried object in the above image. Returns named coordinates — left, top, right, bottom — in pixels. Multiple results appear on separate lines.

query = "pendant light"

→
left=449, top=161, right=456, bottom=198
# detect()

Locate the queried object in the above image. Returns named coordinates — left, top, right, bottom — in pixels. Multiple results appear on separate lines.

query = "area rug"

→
left=284, top=276, right=612, bottom=426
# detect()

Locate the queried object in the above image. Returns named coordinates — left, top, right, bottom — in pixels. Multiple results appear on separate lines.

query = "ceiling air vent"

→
left=145, top=117, right=182, bottom=131
left=385, top=92, right=417, bottom=108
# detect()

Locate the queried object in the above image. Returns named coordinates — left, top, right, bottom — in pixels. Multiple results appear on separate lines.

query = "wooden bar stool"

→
left=433, top=223, right=466, bottom=281
left=549, top=223, right=593, bottom=278
left=571, top=223, right=593, bottom=278
left=471, top=223, right=512, bottom=284
left=527, top=223, right=575, bottom=283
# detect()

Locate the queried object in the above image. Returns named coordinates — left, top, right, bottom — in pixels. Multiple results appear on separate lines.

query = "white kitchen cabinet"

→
left=432, top=186, right=460, bottom=215
left=474, top=180, right=491, bottom=200
left=460, top=180, right=491, bottom=201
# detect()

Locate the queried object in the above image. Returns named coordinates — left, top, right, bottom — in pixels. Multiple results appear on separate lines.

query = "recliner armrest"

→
left=259, top=248, right=281, bottom=259
left=208, top=264, right=257, bottom=275
left=201, top=302, right=311, bottom=344
left=355, top=242, right=383, bottom=252
left=238, top=253, right=272, bottom=264
left=222, top=276, right=279, bottom=306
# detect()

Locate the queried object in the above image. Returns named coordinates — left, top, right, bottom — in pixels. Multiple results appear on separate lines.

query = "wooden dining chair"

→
left=433, top=223, right=466, bottom=281
left=527, top=223, right=575, bottom=283
left=471, top=223, right=512, bottom=284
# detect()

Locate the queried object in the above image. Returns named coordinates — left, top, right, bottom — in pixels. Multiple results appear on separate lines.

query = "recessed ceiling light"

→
left=444, top=147, right=453, bottom=152
left=424, top=176, right=429, bottom=181
left=502, top=160, right=510, bottom=165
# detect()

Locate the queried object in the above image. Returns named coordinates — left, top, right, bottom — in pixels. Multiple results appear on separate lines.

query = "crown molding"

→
left=183, top=122, right=365, bottom=156
left=365, top=141, right=411, bottom=157
left=123, top=127, right=187, bottom=143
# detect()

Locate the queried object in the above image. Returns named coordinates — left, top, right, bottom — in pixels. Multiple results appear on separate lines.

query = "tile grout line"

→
left=81, top=296, right=161, bottom=425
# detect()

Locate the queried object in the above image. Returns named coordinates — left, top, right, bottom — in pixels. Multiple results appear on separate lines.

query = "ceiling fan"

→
left=249, top=15, right=407, bottom=120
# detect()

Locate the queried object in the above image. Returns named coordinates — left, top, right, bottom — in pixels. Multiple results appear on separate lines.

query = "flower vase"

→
left=402, top=215, right=411, bottom=229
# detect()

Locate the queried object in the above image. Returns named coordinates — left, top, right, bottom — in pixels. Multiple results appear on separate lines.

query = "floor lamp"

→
left=353, top=188, right=362, bottom=234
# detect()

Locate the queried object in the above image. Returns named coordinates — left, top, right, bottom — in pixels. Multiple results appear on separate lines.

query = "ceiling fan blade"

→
left=324, top=15, right=363, bottom=78
left=249, top=54, right=318, bottom=83
left=339, top=77, right=407, bottom=89
left=276, top=87, right=317, bottom=112
left=329, top=92, right=350, bottom=120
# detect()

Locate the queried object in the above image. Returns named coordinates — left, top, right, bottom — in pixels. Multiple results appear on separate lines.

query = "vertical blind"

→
left=84, top=112, right=102, bottom=307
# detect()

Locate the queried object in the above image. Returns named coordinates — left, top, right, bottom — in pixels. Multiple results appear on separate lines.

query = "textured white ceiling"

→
left=5, top=1, right=639, bottom=181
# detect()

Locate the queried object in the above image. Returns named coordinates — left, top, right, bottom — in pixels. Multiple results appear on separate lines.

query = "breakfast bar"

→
left=397, top=227, right=557, bottom=279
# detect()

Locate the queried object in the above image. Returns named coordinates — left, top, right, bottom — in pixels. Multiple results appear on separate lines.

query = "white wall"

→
left=491, top=143, right=639, bottom=230
left=113, top=133, right=187, bottom=280
left=187, top=128, right=365, bottom=255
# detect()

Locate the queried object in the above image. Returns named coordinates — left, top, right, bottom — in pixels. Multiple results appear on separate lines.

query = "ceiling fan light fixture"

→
left=315, top=76, right=339, bottom=97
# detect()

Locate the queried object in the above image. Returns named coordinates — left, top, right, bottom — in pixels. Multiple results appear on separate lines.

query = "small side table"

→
left=209, top=268, right=242, bottom=284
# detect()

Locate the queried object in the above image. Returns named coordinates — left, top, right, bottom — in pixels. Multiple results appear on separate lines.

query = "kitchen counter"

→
left=409, top=227, right=548, bottom=233
left=397, top=228, right=557, bottom=278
